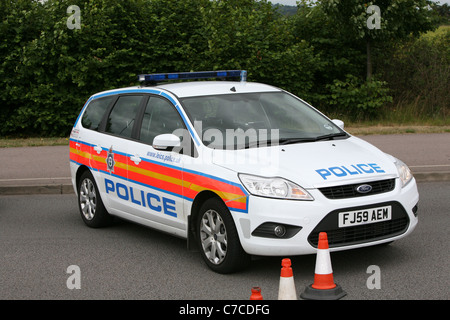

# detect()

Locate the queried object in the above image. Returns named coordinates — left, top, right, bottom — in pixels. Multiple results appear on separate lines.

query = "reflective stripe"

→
left=69, top=139, right=248, bottom=212
left=314, top=249, right=333, bottom=275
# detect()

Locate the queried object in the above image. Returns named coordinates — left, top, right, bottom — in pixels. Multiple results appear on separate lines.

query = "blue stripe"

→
left=69, top=138, right=95, bottom=147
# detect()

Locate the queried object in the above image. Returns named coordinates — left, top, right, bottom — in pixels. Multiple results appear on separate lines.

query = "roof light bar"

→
left=138, top=70, right=247, bottom=84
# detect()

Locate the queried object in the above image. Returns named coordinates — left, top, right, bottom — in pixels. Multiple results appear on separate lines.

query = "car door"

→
left=124, top=95, right=189, bottom=232
left=89, top=94, right=145, bottom=213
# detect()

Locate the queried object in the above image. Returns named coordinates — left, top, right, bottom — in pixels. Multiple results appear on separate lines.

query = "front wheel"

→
left=196, top=198, right=250, bottom=273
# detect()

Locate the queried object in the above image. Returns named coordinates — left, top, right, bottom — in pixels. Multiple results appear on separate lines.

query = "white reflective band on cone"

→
left=314, top=249, right=333, bottom=275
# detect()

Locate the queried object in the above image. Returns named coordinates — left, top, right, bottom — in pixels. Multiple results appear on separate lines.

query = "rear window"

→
left=81, top=96, right=113, bottom=131
left=105, top=95, right=143, bottom=138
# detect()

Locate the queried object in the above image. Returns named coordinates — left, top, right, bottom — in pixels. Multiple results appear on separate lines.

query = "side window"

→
left=81, top=96, right=113, bottom=131
left=105, top=95, right=143, bottom=138
left=140, top=97, right=185, bottom=145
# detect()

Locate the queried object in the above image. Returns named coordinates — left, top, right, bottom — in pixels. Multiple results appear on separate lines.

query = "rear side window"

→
left=81, top=96, right=113, bottom=131
left=105, top=95, right=143, bottom=138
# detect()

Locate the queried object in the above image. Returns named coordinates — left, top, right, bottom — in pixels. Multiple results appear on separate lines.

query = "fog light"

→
left=274, top=225, right=286, bottom=238
left=252, top=222, right=302, bottom=239
left=412, top=204, right=418, bottom=217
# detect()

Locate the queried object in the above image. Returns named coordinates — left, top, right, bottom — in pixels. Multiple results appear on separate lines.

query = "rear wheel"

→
left=77, top=170, right=113, bottom=228
left=196, top=198, right=250, bottom=273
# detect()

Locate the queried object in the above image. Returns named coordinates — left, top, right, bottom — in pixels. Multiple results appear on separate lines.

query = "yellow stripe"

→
left=127, top=164, right=190, bottom=188
left=189, top=184, right=246, bottom=203
left=70, top=147, right=91, bottom=161
left=92, top=154, right=106, bottom=164
left=224, top=196, right=248, bottom=205
left=70, top=147, right=106, bottom=165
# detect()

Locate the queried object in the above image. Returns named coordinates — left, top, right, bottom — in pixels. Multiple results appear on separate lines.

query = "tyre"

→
left=77, top=170, right=113, bottom=228
left=196, top=198, right=250, bottom=273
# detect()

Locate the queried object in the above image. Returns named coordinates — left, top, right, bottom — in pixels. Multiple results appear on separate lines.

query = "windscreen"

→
left=181, top=92, right=347, bottom=149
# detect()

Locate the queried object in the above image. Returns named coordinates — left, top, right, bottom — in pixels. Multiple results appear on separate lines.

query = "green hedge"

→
left=0, top=0, right=444, bottom=137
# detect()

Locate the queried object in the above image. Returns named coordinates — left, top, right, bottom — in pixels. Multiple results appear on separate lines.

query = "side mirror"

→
left=332, top=119, right=345, bottom=130
left=153, top=134, right=181, bottom=150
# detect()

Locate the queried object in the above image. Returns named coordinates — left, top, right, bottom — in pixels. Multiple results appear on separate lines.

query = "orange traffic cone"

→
left=250, top=287, right=263, bottom=300
left=278, top=258, right=297, bottom=300
left=300, top=232, right=346, bottom=300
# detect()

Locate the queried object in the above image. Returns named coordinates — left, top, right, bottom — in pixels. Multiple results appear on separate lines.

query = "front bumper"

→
left=231, top=177, right=419, bottom=256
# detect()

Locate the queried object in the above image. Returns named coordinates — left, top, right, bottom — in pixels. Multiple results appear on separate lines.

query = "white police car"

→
left=69, top=70, right=419, bottom=273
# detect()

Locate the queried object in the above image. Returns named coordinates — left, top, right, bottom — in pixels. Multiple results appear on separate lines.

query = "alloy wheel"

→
left=199, top=209, right=228, bottom=265
left=79, top=178, right=97, bottom=221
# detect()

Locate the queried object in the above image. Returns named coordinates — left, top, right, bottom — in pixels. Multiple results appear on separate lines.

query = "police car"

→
left=69, top=70, right=419, bottom=273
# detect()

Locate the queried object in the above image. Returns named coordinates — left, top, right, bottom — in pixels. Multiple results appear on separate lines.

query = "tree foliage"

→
left=301, top=0, right=436, bottom=80
left=0, top=0, right=445, bottom=137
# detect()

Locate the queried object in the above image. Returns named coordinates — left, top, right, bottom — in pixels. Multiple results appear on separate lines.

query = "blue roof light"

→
left=138, top=70, right=247, bottom=84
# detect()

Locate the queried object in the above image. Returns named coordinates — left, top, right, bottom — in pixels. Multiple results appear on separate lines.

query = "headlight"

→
left=394, top=158, right=413, bottom=187
left=238, top=174, right=314, bottom=200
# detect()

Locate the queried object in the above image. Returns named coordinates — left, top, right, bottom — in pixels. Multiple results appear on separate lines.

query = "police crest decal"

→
left=106, top=146, right=115, bottom=173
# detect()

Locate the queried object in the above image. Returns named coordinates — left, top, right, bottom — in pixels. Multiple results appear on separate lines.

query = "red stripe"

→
left=127, top=170, right=182, bottom=195
left=131, top=160, right=182, bottom=178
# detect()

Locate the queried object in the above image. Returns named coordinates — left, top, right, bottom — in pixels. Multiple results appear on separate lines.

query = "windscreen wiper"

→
left=241, top=139, right=279, bottom=149
left=278, top=137, right=317, bottom=145
left=313, top=132, right=348, bottom=141
left=278, top=132, right=348, bottom=145
left=240, top=132, right=349, bottom=148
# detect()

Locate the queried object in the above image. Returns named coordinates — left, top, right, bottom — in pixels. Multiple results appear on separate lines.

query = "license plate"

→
left=338, top=205, right=392, bottom=228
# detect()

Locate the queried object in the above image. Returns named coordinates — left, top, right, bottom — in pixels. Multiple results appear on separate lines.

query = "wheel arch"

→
left=187, top=190, right=227, bottom=251
left=75, top=165, right=91, bottom=188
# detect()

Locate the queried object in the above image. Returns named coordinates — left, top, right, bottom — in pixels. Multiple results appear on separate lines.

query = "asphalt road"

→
left=0, top=182, right=448, bottom=301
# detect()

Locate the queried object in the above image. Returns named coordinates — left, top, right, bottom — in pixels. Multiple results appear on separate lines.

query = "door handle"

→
left=93, top=145, right=102, bottom=154
left=130, top=155, right=142, bottom=165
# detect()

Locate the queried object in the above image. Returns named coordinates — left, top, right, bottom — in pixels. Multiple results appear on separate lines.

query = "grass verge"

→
left=0, top=137, right=69, bottom=148
left=345, top=125, right=450, bottom=136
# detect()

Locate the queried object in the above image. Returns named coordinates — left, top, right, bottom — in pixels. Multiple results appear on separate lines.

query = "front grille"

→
left=319, top=179, right=395, bottom=199
left=308, top=201, right=409, bottom=248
